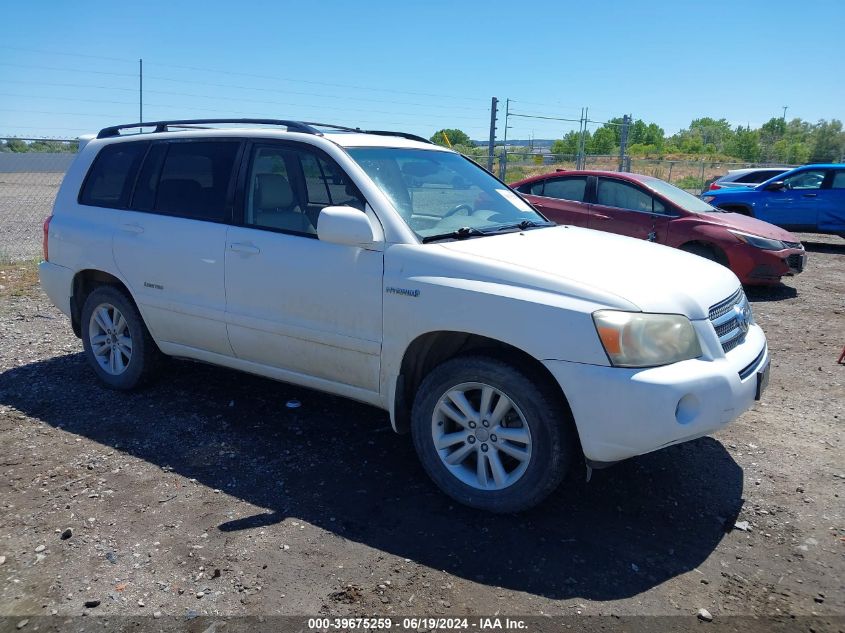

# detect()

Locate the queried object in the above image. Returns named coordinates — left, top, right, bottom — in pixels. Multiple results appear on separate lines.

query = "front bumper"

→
left=730, top=244, right=807, bottom=284
left=544, top=324, right=767, bottom=464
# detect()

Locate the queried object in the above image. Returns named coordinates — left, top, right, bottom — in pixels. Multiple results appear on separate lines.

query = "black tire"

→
left=81, top=285, right=159, bottom=390
left=411, top=355, right=575, bottom=513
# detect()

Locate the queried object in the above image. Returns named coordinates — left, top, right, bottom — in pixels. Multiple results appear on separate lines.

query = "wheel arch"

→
left=392, top=331, right=576, bottom=440
left=70, top=269, right=135, bottom=337
left=679, top=239, right=730, bottom=268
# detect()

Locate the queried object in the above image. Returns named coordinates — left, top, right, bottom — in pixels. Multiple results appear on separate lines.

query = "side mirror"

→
left=764, top=181, right=786, bottom=191
left=317, top=206, right=375, bottom=247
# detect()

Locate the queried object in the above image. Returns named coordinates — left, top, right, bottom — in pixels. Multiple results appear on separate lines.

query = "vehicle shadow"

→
left=744, top=284, right=798, bottom=302
left=0, top=353, right=745, bottom=601
left=801, top=240, right=845, bottom=254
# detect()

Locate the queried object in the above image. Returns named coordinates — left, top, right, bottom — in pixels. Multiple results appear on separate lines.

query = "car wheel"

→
left=411, top=355, right=575, bottom=513
left=81, top=286, right=159, bottom=390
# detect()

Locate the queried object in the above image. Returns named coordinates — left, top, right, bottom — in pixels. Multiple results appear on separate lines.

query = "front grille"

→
left=709, top=288, right=752, bottom=353
left=782, top=240, right=803, bottom=249
left=786, top=253, right=804, bottom=272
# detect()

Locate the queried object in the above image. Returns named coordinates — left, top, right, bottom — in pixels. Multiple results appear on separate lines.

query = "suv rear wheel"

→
left=411, top=355, right=574, bottom=512
left=81, top=286, right=158, bottom=390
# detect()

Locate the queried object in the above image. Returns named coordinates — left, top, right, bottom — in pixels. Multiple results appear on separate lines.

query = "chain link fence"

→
left=1, top=141, right=76, bottom=262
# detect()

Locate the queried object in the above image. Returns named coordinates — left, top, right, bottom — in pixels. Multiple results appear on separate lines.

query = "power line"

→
left=0, top=61, right=136, bottom=78
left=0, top=44, right=136, bottom=64
left=0, top=107, right=488, bottom=136
left=0, top=92, right=484, bottom=126
left=141, top=62, right=484, bottom=104
left=508, top=112, right=582, bottom=124
left=0, top=78, right=488, bottom=114
left=0, top=108, right=125, bottom=119
left=0, top=61, right=486, bottom=106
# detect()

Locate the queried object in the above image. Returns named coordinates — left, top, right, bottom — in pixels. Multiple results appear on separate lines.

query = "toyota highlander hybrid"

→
left=39, top=119, right=770, bottom=512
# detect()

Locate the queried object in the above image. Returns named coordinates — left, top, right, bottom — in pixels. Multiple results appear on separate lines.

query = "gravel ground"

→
left=0, top=234, right=842, bottom=630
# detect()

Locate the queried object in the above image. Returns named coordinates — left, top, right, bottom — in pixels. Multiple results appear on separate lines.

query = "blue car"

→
left=701, top=164, right=845, bottom=236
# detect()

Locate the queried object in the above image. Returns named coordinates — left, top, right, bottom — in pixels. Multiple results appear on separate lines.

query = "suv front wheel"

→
left=411, top=355, right=574, bottom=512
left=81, top=286, right=158, bottom=390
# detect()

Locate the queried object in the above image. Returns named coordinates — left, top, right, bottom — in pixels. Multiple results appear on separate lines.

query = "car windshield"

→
left=644, top=177, right=721, bottom=213
left=346, top=147, right=550, bottom=240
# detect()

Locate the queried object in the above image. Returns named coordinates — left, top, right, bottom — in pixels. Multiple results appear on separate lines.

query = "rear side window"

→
left=542, top=177, right=587, bottom=202
left=831, top=171, right=845, bottom=189
left=516, top=181, right=545, bottom=195
left=152, top=141, right=239, bottom=221
left=736, top=170, right=784, bottom=184
left=79, top=142, right=148, bottom=208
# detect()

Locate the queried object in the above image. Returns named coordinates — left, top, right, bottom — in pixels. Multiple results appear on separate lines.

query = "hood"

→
left=694, top=211, right=800, bottom=241
left=439, top=226, right=740, bottom=320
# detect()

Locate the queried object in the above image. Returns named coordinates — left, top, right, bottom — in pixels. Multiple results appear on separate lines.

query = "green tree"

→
left=772, top=139, right=810, bottom=164
left=808, top=119, right=845, bottom=162
left=759, top=117, right=787, bottom=161
left=551, top=130, right=583, bottom=156
left=4, top=139, right=28, bottom=152
left=430, top=129, right=473, bottom=147
left=727, top=126, right=761, bottom=161
left=588, top=126, right=616, bottom=154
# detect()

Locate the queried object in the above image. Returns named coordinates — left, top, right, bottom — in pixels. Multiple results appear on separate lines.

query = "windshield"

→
left=346, top=147, right=549, bottom=240
left=644, top=177, right=720, bottom=213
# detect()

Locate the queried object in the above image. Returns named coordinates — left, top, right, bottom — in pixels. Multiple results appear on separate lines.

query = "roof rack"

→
left=96, top=119, right=322, bottom=139
left=303, top=122, right=432, bottom=144
left=96, top=118, right=434, bottom=145
left=362, top=130, right=432, bottom=144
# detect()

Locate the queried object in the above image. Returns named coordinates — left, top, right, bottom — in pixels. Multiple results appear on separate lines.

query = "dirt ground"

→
left=0, top=234, right=842, bottom=630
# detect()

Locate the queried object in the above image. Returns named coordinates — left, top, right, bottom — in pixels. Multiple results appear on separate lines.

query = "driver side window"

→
left=245, top=145, right=365, bottom=237
left=783, top=169, right=826, bottom=190
left=596, top=178, right=665, bottom=213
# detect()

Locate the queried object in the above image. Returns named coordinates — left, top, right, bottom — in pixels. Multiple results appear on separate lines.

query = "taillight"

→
left=709, top=183, right=723, bottom=190
left=42, top=215, right=52, bottom=261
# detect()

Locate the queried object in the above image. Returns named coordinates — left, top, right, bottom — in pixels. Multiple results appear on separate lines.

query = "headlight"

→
left=593, top=311, right=702, bottom=368
left=701, top=195, right=716, bottom=203
left=728, top=229, right=785, bottom=251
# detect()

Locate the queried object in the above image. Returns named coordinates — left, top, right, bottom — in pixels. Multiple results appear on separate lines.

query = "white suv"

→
left=39, top=119, right=769, bottom=512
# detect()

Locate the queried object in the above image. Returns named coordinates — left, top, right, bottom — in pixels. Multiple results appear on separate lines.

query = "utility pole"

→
left=618, top=114, right=630, bottom=172
left=486, top=97, right=498, bottom=173
left=782, top=105, right=788, bottom=121
left=575, top=108, right=583, bottom=169
left=139, top=58, right=143, bottom=126
left=498, top=98, right=510, bottom=180
left=577, top=107, right=589, bottom=169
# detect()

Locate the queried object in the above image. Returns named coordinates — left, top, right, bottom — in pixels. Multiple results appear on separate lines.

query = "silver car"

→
left=703, top=167, right=792, bottom=193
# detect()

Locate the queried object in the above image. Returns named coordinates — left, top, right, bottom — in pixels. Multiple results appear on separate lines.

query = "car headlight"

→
left=728, top=229, right=785, bottom=251
left=593, top=311, right=702, bottom=368
left=701, top=195, right=716, bottom=203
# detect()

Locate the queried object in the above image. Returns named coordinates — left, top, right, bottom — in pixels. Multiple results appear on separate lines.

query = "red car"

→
left=510, top=170, right=806, bottom=285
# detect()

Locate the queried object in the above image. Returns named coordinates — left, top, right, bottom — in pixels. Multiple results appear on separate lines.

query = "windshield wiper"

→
left=488, top=219, right=555, bottom=233
left=422, top=226, right=488, bottom=243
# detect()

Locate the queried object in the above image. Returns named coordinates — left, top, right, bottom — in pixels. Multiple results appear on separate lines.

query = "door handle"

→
left=120, top=223, right=144, bottom=234
left=802, top=193, right=817, bottom=198
left=593, top=214, right=611, bottom=220
left=229, top=242, right=260, bottom=255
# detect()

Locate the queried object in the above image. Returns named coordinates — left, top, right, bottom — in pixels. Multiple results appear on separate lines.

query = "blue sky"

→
left=1, top=0, right=843, bottom=141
